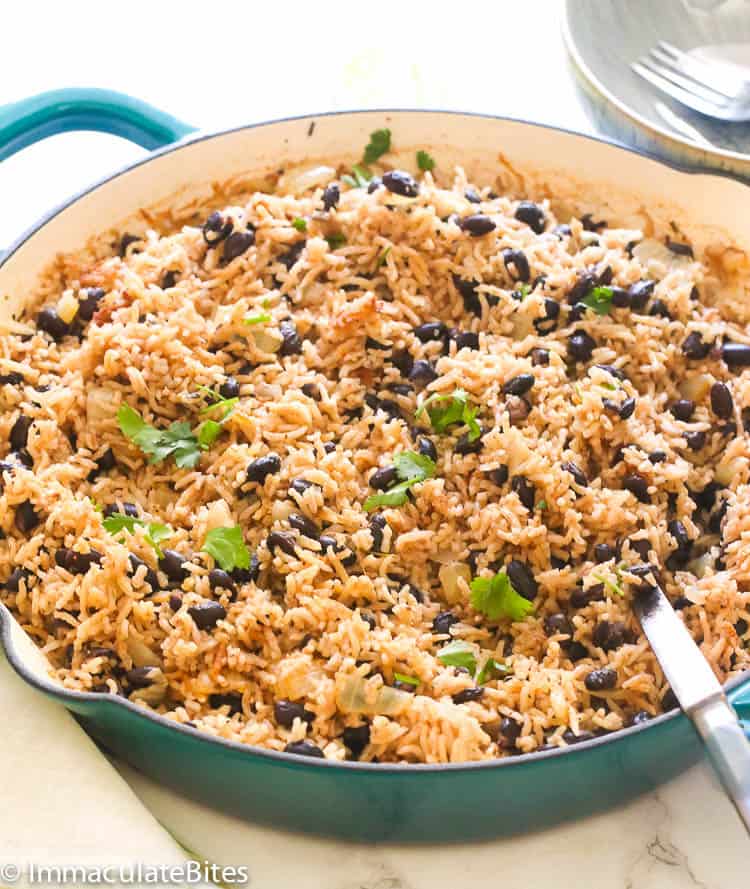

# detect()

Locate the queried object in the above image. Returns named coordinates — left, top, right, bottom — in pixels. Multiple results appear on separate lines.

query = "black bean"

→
left=488, top=464, right=509, bottom=486
left=692, top=481, right=722, bottom=511
left=503, top=374, right=535, bottom=397
left=408, top=359, right=438, bottom=386
left=629, top=538, right=651, bottom=561
left=553, top=223, right=571, bottom=239
left=567, top=330, right=596, bottom=362
left=0, top=372, right=24, bottom=386
left=103, top=503, right=138, bottom=518
left=55, top=548, right=102, bottom=575
left=648, top=450, right=667, bottom=464
left=387, top=383, right=413, bottom=397
left=514, top=200, right=546, bottom=234
left=581, top=213, right=607, bottom=232
left=125, top=666, right=160, bottom=688
left=278, top=240, right=306, bottom=270
left=360, top=611, right=377, bottom=629
left=550, top=556, right=568, bottom=570
left=584, top=667, right=617, bottom=691
left=169, top=593, right=183, bottom=611
left=710, top=382, right=733, bottom=419
left=682, top=331, right=712, bottom=360
left=459, top=214, right=496, bottom=237
left=95, top=448, right=116, bottom=473
left=9, top=415, right=32, bottom=451
left=284, top=740, right=325, bottom=758
left=662, top=688, right=679, bottom=711
left=566, top=271, right=598, bottom=306
left=593, top=620, right=628, bottom=651
left=414, top=321, right=447, bottom=342
left=14, top=500, right=39, bottom=533
left=36, top=306, right=69, bottom=341
left=449, top=329, right=480, bottom=351
left=566, top=641, right=590, bottom=661
left=382, top=170, right=419, bottom=197
left=562, top=461, right=587, bottom=487
left=506, top=395, right=531, bottom=426
left=188, top=601, right=226, bottom=630
left=342, top=724, right=370, bottom=757
left=208, top=693, right=243, bottom=715
left=511, top=475, right=535, bottom=511
left=369, top=514, right=387, bottom=551
left=274, top=699, right=314, bottom=728
left=232, top=553, right=260, bottom=585
left=594, top=543, right=615, bottom=563
left=392, top=677, right=419, bottom=693
left=666, top=239, right=693, bottom=258
left=570, top=584, right=605, bottom=608
left=370, top=466, right=398, bottom=490
left=506, top=559, right=538, bottom=600
left=498, top=716, right=521, bottom=748
left=289, top=512, right=320, bottom=538
left=618, top=398, right=636, bottom=420
left=159, top=549, right=188, bottom=582
left=452, top=275, right=481, bottom=316
left=502, top=248, right=530, bottom=283
left=246, top=453, right=281, bottom=484
left=628, top=280, right=656, bottom=310
left=544, top=613, right=572, bottom=636
left=417, top=437, right=437, bottom=462
left=279, top=320, right=303, bottom=356
left=530, top=348, right=550, bottom=367
left=364, top=336, right=390, bottom=352
left=649, top=299, right=671, bottom=320
left=267, top=531, right=297, bottom=556
left=429, top=611, right=460, bottom=639
left=3, top=567, right=30, bottom=592
left=367, top=177, right=382, bottom=194
left=161, top=270, right=179, bottom=290
left=390, top=348, right=414, bottom=377
left=667, top=519, right=690, bottom=553
left=670, top=399, right=695, bottom=421
left=672, top=596, right=691, bottom=610
left=452, top=687, right=484, bottom=704
left=127, top=554, right=158, bottom=589
left=219, top=377, right=240, bottom=399
left=629, top=710, right=651, bottom=726
left=735, top=618, right=748, bottom=636
left=685, top=430, right=706, bottom=451
left=78, top=287, right=105, bottom=321
left=610, top=287, right=630, bottom=308
left=322, top=183, right=340, bottom=210
left=454, top=430, right=483, bottom=454
left=202, top=211, right=233, bottom=246
left=323, top=441, right=336, bottom=454
left=208, top=568, right=237, bottom=596
left=623, top=474, right=650, bottom=503
left=223, top=229, right=255, bottom=264
left=119, top=233, right=142, bottom=256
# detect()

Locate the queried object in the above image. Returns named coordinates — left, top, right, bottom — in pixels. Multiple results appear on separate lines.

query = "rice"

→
left=1, top=151, right=749, bottom=764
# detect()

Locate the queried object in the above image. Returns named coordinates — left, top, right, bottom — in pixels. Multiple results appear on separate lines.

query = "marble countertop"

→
left=0, top=1, right=747, bottom=886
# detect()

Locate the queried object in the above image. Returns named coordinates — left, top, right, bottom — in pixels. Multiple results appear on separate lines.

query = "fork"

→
left=632, top=40, right=750, bottom=122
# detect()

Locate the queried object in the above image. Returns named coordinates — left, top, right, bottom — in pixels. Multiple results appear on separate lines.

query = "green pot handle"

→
left=728, top=678, right=750, bottom=738
left=0, top=88, right=196, bottom=162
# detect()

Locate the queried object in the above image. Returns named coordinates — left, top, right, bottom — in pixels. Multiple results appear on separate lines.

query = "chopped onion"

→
left=252, top=329, right=282, bottom=354
left=679, top=374, right=712, bottom=402
left=277, top=165, right=336, bottom=197
left=130, top=667, right=167, bottom=706
left=337, top=675, right=409, bottom=716
left=86, top=387, right=117, bottom=425
left=439, top=562, right=471, bottom=603
left=633, top=238, right=693, bottom=270
left=126, top=634, right=161, bottom=668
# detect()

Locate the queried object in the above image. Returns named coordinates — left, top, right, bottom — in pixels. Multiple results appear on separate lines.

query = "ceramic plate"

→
left=563, top=0, right=750, bottom=175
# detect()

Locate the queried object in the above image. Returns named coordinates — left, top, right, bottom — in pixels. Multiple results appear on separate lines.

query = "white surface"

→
left=0, top=1, right=747, bottom=887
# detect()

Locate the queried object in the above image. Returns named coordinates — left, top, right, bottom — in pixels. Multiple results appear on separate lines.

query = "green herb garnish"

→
left=363, top=450, right=436, bottom=512
left=476, top=657, right=509, bottom=685
left=415, top=388, right=481, bottom=441
left=536, top=500, right=547, bottom=511
left=516, top=283, right=531, bottom=300
left=437, top=640, right=476, bottom=673
left=197, top=419, right=223, bottom=448
left=117, top=404, right=202, bottom=469
left=363, top=128, right=391, bottom=165
left=292, top=217, right=308, bottom=232
left=198, top=387, right=238, bottom=421
left=594, top=568, right=625, bottom=597
left=342, top=164, right=372, bottom=189
left=393, top=672, right=419, bottom=687
left=416, top=150, right=435, bottom=172
left=470, top=569, right=535, bottom=622
left=244, top=312, right=272, bottom=325
left=202, top=525, right=251, bottom=572
left=580, top=285, right=614, bottom=316
left=102, top=513, right=173, bottom=557
left=326, top=233, right=347, bottom=250
left=377, top=246, right=392, bottom=268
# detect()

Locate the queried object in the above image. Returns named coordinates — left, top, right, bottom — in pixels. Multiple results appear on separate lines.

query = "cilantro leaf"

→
left=202, top=525, right=251, bottom=572
left=437, top=640, right=477, bottom=673
left=476, top=657, right=509, bottom=685
left=416, top=150, right=435, bottom=172
left=363, top=129, right=391, bottom=165
left=326, top=233, right=347, bottom=250
left=102, top=513, right=173, bottom=557
left=118, top=405, right=202, bottom=469
left=244, top=311, right=272, bottom=325
left=363, top=450, right=436, bottom=512
left=198, top=386, right=238, bottom=421
left=377, top=246, right=392, bottom=268
left=197, top=419, right=224, bottom=448
left=415, top=388, right=481, bottom=441
left=470, top=569, right=535, bottom=622
left=292, top=217, right=308, bottom=232
left=581, top=285, right=614, bottom=315
left=393, top=672, right=419, bottom=687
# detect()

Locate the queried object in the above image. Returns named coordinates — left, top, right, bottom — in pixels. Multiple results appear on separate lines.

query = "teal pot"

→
left=0, top=89, right=749, bottom=842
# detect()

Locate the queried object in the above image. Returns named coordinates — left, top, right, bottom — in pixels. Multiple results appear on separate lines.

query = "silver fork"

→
left=632, top=40, right=750, bottom=122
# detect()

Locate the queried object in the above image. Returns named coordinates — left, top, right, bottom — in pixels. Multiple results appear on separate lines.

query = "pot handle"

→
left=0, top=88, right=196, bottom=162
left=728, top=678, right=750, bottom=738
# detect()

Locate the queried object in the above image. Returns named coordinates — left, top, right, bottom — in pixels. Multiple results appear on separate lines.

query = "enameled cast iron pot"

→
left=0, top=89, right=749, bottom=842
